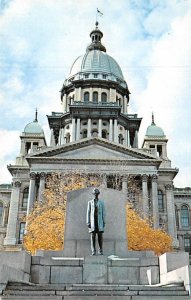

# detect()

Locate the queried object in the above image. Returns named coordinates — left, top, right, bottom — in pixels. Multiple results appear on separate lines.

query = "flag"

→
left=97, top=8, right=103, bottom=17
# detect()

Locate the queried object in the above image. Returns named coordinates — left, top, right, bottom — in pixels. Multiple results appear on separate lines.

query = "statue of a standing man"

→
left=86, top=188, right=106, bottom=255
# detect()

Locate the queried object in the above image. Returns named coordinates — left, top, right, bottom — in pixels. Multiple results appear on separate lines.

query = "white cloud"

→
left=0, top=130, right=20, bottom=183
left=0, top=0, right=190, bottom=188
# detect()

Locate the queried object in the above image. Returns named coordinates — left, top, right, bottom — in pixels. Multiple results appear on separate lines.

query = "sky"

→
left=0, top=0, right=191, bottom=187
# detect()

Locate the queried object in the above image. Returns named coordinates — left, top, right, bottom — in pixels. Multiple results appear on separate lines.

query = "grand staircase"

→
left=1, top=281, right=190, bottom=300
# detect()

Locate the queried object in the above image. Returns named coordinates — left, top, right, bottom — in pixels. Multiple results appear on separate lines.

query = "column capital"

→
left=13, top=181, right=21, bottom=188
left=165, top=184, right=173, bottom=190
left=142, top=174, right=148, bottom=182
left=151, top=174, right=158, bottom=182
left=30, top=172, right=36, bottom=180
left=40, top=172, right=46, bottom=179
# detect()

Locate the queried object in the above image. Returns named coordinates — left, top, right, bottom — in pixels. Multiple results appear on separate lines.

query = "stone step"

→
left=3, top=288, right=189, bottom=296
left=6, top=282, right=185, bottom=291
left=1, top=296, right=190, bottom=300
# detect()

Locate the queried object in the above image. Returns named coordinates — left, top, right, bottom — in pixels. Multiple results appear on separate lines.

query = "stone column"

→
left=78, top=87, right=82, bottom=101
left=89, top=87, right=93, bottom=102
left=109, top=119, right=113, bottom=141
left=151, top=175, right=159, bottom=229
left=122, top=176, right=128, bottom=195
left=38, top=172, right=46, bottom=202
left=177, top=207, right=181, bottom=229
left=98, top=88, right=101, bottom=102
left=142, top=174, right=149, bottom=218
left=124, top=96, right=128, bottom=114
left=114, top=119, right=118, bottom=143
left=2, top=204, right=9, bottom=226
left=50, top=128, right=56, bottom=146
left=127, top=130, right=130, bottom=147
left=76, top=118, right=81, bottom=140
left=124, top=129, right=127, bottom=146
left=98, top=118, right=102, bottom=138
left=61, top=127, right=65, bottom=144
left=58, top=128, right=63, bottom=145
left=87, top=118, right=91, bottom=138
left=133, top=130, right=138, bottom=148
left=26, top=173, right=36, bottom=216
left=71, top=117, right=76, bottom=142
left=62, top=94, right=67, bottom=112
left=4, top=181, right=21, bottom=245
left=165, top=184, right=177, bottom=239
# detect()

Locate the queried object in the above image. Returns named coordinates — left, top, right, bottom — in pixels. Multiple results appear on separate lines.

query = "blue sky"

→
left=0, top=0, right=191, bottom=187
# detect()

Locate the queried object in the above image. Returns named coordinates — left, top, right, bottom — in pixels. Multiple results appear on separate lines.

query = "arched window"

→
left=101, top=92, right=107, bottom=103
left=82, top=130, right=87, bottom=138
left=93, top=92, right=98, bottom=103
left=158, top=190, right=164, bottom=211
left=0, top=203, right=3, bottom=225
left=181, top=205, right=189, bottom=227
left=18, top=222, right=26, bottom=244
left=102, top=130, right=107, bottom=139
left=22, top=187, right=29, bottom=209
left=84, top=92, right=89, bottom=102
left=118, top=134, right=123, bottom=144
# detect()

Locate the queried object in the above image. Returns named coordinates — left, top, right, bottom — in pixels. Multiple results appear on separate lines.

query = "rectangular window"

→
left=103, top=74, right=107, bottom=79
left=18, top=222, right=26, bottom=244
left=184, top=237, right=191, bottom=253
left=84, top=74, right=89, bottom=79
left=93, top=74, right=98, bottom=78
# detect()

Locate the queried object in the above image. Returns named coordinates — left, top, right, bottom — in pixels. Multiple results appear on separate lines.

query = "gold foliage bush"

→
left=24, top=172, right=101, bottom=254
left=127, top=204, right=173, bottom=255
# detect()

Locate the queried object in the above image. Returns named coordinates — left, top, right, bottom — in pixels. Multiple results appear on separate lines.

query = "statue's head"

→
left=92, top=188, right=100, bottom=195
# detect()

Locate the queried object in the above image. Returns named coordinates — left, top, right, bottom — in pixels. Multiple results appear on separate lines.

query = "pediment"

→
left=28, top=137, right=158, bottom=161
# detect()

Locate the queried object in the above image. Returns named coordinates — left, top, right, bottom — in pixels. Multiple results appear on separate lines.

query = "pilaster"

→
left=98, top=119, right=102, bottom=138
left=26, top=172, right=36, bottom=216
left=165, top=184, right=177, bottom=239
left=4, top=181, right=21, bottom=245
left=109, top=119, right=113, bottom=141
left=71, top=118, right=76, bottom=142
left=142, top=174, right=149, bottom=218
left=151, top=175, right=159, bottom=229
left=38, top=172, right=46, bottom=202
left=76, top=118, right=81, bottom=140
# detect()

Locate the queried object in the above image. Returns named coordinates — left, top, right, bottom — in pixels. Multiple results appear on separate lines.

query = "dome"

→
left=24, top=120, right=44, bottom=134
left=69, top=50, right=124, bottom=80
left=63, top=22, right=127, bottom=89
left=146, top=123, right=165, bottom=137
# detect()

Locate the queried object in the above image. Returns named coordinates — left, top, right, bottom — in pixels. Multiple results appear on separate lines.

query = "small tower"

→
left=142, top=113, right=170, bottom=167
left=16, top=110, right=47, bottom=165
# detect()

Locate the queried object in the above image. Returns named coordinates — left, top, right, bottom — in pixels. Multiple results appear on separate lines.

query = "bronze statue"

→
left=86, top=188, right=106, bottom=255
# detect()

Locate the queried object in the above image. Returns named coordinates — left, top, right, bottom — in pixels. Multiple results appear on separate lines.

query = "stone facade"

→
left=0, top=22, right=190, bottom=254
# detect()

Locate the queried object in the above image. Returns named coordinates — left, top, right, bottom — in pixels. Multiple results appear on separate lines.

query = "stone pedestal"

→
left=31, top=251, right=159, bottom=285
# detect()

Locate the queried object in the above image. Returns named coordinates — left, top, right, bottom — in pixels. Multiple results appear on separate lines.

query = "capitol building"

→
left=0, top=22, right=190, bottom=253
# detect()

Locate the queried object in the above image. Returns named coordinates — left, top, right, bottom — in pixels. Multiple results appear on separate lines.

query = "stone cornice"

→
left=158, top=168, right=179, bottom=179
left=26, top=137, right=162, bottom=161
left=27, top=157, right=161, bottom=167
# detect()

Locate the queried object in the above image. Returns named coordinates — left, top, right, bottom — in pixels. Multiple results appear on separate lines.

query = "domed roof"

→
left=23, top=110, right=44, bottom=134
left=145, top=114, right=165, bottom=137
left=64, top=22, right=127, bottom=89
left=146, top=124, right=165, bottom=137
left=69, top=50, right=124, bottom=80
left=24, top=120, right=44, bottom=134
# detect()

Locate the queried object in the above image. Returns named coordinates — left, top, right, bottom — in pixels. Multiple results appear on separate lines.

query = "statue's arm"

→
left=86, top=201, right=91, bottom=227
